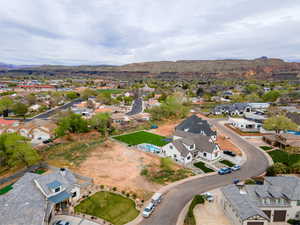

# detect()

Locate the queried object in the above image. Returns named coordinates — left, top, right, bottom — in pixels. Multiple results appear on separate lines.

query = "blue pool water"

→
left=287, top=130, right=300, bottom=135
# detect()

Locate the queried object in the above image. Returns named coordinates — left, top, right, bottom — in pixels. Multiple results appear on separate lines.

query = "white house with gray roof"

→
left=0, top=168, right=92, bottom=225
left=221, top=176, right=300, bottom=225
left=162, top=131, right=221, bottom=164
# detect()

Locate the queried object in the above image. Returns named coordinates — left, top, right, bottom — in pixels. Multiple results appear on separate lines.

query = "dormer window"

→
left=47, top=180, right=62, bottom=193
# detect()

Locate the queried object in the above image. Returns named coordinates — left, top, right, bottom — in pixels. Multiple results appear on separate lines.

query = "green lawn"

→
left=268, top=150, right=300, bottom=166
left=97, top=89, right=125, bottom=94
left=75, top=192, right=139, bottom=225
left=260, top=146, right=273, bottom=151
left=193, top=162, right=214, bottom=173
left=0, top=184, right=13, bottom=195
left=113, top=131, right=167, bottom=147
left=219, top=160, right=234, bottom=167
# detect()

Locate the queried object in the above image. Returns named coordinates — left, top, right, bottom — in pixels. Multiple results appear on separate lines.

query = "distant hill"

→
left=1, top=58, right=300, bottom=80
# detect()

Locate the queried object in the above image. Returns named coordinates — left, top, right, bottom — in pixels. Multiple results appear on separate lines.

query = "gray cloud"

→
left=0, top=0, right=299, bottom=65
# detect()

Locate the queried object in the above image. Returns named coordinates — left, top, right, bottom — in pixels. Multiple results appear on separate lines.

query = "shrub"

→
left=112, top=187, right=117, bottom=191
left=100, top=185, right=104, bottom=189
left=140, top=168, right=149, bottom=176
left=184, top=195, right=205, bottom=225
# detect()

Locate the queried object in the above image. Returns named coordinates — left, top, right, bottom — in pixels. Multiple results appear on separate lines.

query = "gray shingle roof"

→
left=221, top=185, right=269, bottom=221
left=175, top=115, right=216, bottom=137
left=0, top=173, right=48, bottom=225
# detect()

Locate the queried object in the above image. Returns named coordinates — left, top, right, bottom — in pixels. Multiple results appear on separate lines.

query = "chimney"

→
left=60, top=168, right=66, bottom=176
left=236, top=182, right=247, bottom=195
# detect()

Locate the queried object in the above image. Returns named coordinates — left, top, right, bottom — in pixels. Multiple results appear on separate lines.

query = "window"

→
left=297, top=200, right=300, bottom=206
left=169, top=145, right=173, bottom=149
left=54, top=187, right=60, bottom=193
left=187, top=156, right=191, bottom=160
left=72, top=192, right=77, bottom=198
left=173, top=154, right=177, bottom=158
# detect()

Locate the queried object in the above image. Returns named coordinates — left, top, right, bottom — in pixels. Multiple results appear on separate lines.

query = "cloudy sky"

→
left=0, top=0, right=300, bottom=65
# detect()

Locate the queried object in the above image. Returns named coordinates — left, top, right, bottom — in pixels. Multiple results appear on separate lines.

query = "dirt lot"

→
left=75, top=140, right=162, bottom=198
left=194, top=189, right=232, bottom=225
left=149, top=119, right=182, bottom=137
left=216, top=135, right=242, bottom=156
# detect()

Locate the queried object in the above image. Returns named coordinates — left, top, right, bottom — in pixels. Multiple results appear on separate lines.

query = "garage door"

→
left=273, top=210, right=287, bottom=222
left=247, top=222, right=264, bottom=225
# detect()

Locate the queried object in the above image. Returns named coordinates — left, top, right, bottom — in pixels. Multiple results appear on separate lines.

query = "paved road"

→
left=127, top=97, right=143, bottom=116
left=140, top=119, right=270, bottom=225
left=25, top=98, right=82, bottom=121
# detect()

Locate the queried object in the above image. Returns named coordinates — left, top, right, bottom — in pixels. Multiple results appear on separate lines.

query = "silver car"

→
left=53, top=220, right=71, bottom=225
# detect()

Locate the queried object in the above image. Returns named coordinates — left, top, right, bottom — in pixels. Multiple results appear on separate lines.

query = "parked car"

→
left=53, top=221, right=71, bottom=225
left=218, top=167, right=232, bottom=175
left=151, top=192, right=162, bottom=206
left=223, top=150, right=236, bottom=157
left=143, top=203, right=155, bottom=218
left=231, top=165, right=241, bottom=171
left=202, top=192, right=214, bottom=202
left=233, top=178, right=240, bottom=184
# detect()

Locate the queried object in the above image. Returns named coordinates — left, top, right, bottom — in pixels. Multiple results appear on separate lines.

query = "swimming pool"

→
left=287, top=130, right=300, bottom=135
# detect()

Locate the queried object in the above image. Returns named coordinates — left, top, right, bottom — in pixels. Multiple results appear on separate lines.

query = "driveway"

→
left=139, top=119, right=270, bottom=225
left=52, top=215, right=102, bottom=225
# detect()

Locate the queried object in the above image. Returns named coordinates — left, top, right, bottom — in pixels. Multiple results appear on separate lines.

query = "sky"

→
left=0, top=0, right=300, bottom=65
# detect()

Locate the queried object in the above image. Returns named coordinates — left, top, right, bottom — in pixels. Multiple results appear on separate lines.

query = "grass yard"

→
left=268, top=150, right=300, bottom=166
left=193, top=162, right=214, bottom=173
left=260, top=146, right=273, bottom=151
left=75, top=191, right=139, bottom=225
left=219, top=160, right=234, bottom=167
left=113, top=131, right=167, bottom=147
left=97, top=89, right=125, bottom=94
left=0, top=184, right=13, bottom=195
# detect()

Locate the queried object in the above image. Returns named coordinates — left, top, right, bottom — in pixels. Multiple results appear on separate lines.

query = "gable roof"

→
left=222, top=185, right=269, bottom=221
left=175, top=115, right=216, bottom=136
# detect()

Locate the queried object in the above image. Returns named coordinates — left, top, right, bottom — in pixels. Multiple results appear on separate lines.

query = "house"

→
left=244, top=112, right=267, bottom=124
left=221, top=176, right=300, bottom=225
left=263, top=133, right=300, bottom=149
left=162, top=131, right=221, bottom=164
left=0, top=168, right=92, bottom=225
left=247, top=103, right=270, bottom=111
left=175, top=115, right=217, bottom=141
left=213, top=103, right=252, bottom=116
left=229, top=117, right=262, bottom=133
left=29, top=104, right=41, bottom=112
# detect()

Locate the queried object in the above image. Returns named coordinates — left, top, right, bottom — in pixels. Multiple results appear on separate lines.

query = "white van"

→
left=142, top=203, right=155, bottom=218
left=151, top=192, right=162, bottom=206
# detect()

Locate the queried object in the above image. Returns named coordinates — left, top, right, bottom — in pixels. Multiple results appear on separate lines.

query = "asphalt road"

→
left=127, top=97, right=143, bottom=116
left=24, top=98, right=82, bottom=121
left=140, top=119, right=270, bottom=225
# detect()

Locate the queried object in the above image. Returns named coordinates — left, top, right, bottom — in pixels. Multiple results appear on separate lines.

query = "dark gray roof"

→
left=213, top=103, right=251, bottom=114
left=172, top=139, right=191, bottom=157
left=0, top=173, right=49, bottom=225
left=175, top=115, right=216, bottom=136
left=222, top=185, right=269, bottom=221
left=287, top=112, right=300, bottom=126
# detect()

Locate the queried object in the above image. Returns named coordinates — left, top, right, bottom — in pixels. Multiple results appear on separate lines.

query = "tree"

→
left=55, top=113, right=89, bottom=137
left=245, top=93, right=261, bottom=102
left=148, top=95, right=190, bottom=121
left=96, top=92, right=112, bottom=105
left=196, top=87, right=204, bottom=97
left=12, top=102, right=28, bottom=119
left=262, top=90, right=281, bottom=102
left=0, top=96, right=13, bottom=113
left=263, top=115, right=298, bottom=133
left=65, top=91, right=79, bottom=100
left=90, top=113, right=115, bottom=136
left=291, top=162, right=300, bottom=174
left=26, top=93, right=37, bottom=105
left=245, top=84, right=260, bottom=94
left=81, top=88, right=97, bottom=100
left=0, top=132, right=40, bottom=167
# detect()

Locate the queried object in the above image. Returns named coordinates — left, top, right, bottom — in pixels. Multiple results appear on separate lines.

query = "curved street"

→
left=139, top=119, right=270, bottom=225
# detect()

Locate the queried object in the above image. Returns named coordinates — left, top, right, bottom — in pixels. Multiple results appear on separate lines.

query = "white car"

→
left=53, top=221, right=71, bottom=225
left=142, top=203, right=155, bottom=218
left=202, top=192, right=214, bottom=202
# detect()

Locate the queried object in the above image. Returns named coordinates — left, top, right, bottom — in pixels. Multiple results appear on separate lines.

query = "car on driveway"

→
left=231, top=165, right=241, bottom=171
left=218, top=167, right=232, bottom=175
left=202, top=192, right=214, bottom=202
left=143, top=202, right=155, bottom=218
left=53, top=220, right=71, bottom=225
left=223, top=150, right=236, bottom=157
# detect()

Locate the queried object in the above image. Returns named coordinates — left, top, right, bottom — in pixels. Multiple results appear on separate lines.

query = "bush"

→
left=288, top=219, right=300, bottom=225
left=112, top=187, right=117, bottom=191
left=140, top=168, right=149, bottom=176
left=266, top=162, right=289, bottom=176
left=100, top=185, right=104, bottom=189
left=184, top=195, right=205, bottom=225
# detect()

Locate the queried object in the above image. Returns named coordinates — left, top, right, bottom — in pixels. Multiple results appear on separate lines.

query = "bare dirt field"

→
left=74, top=140, right=162, bottom=199
left=149, top=119, right=182, bottom=137
left=216, top=135, right=242, bottom=156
